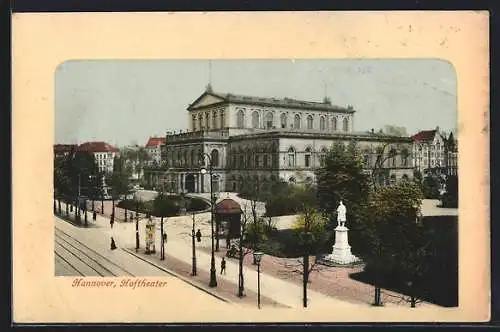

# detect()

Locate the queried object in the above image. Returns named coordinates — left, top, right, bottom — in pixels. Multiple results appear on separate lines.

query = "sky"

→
left=55, top=59, right=457, bottom=147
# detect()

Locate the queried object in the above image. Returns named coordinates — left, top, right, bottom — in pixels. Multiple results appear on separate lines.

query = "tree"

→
left=108, top=156, right=132, bottom=220
left=357, top=181, right=427, bottom=307
left=291, top=185, right=329, bottom=308
left=422, top=175, right=440, bottom=199
left=238, top=203, right=263, bottom=297
left=315, top=141, right=371, bottom=253
left=441, top=175, right=458, bottom=208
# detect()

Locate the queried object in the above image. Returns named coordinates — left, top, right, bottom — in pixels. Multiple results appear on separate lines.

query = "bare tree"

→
left=236, top=203, right=253, bottom=297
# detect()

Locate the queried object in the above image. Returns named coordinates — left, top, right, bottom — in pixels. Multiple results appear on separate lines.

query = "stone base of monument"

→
left=317, top=226, right=363, bottom=267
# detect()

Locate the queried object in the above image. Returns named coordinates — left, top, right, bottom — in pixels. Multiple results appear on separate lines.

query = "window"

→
left=212, top=111, right=217, bottom=129
left=263, top=154, right=268, bottom=167
left=305, top=147, right=312, bottom=167
left=307, top=115, right=313, bottom=129
left=265, top=112, right=274, bottom=129
left=237, top=109, right=245, bottom=128
left=220, top=111, right=225, bottom=128
left=320, top=116, right=326, bottom=131
left=239, top=155, right=244, bottom=168
left=192, top=115, right=197, bottom=131
left=280, top=113, right=287, bottom=128
left=320, top=147, right=328, bottom=167
left=254, top=155, right=260, bottom=168
left=211, top=149, right=219, bottom=167
left=252, top=111, right=260, bottom=128
left=287, top=147, right=296, bottom=167
left=198, top=115, right=203, bottom=131
left=363, top=151, right=371, bottom=167
left=205, top=113, right=210, bottom=129
left=332, top=117, right=337, bottom=131
left=343, top=117, right=349, bottom=132
left=294, top=114, right=301, bottom=129
left=191, top=150, right=196, bottom=166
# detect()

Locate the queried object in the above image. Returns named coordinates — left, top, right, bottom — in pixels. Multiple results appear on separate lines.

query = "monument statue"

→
left=318, top=199, right=361, bottom=266
left=336, top=200, right=347, bottom=227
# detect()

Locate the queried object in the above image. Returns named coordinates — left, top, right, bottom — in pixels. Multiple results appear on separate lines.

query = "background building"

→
left=77, top=141, right=119, bottom=174
left=411, top=127, right=457, bottom=177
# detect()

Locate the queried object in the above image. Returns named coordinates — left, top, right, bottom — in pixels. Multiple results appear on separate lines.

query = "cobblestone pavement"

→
left=197, top=247, right=417, bottom=307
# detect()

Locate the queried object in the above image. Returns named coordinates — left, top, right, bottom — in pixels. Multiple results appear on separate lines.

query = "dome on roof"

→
left=214, top=199, right=242, bottom=215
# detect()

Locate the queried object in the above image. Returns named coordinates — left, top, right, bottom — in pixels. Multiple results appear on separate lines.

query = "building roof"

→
left=145, top=137, right=166, bottom=148
left=188, top=90, right=356, bottom=113
left=53, top=144, right=78, bottom=153
left=214, top=198, right=243, bottom=215
left=411, top=129, right=438, bottom=142
left=78, top=141, right=119, bottom=153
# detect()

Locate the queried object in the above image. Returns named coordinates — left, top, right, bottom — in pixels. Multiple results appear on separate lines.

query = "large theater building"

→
left=161, top=85, right=413, bottom=194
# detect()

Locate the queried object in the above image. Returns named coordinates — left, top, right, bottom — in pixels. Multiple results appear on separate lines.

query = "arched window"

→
left=212, top=111, right=218, bottom=129
left=307, top=115, right=313, bottom=129
left=304, top=147, right=312, bottom=167
left=287, top=147, right=296, bottom=167
left=220, top=110, right=225, bottom=128
left=211, top=149, right=219, bottom=168
left=192, top=115, right=197, bottom=131
left=190, top=150, right=196, bottom=166
left=363, top=149, right=371, bottom=168
left=177, top=151, right=182, bottom=167
left=265, top=112, right=274, bottom=129
left=280, top=113, right=288, bottom=128
left=252, top=111, right=260, bottom=128
left=237, top=109, right=245, bottom=128
left=294, top=114, right=301, bottom=129
left=198, top=114, right=203, bottom=131
left=320, top=147, right=328, bottom=166
left=343, top=117, right=349, bottom=132
left=183, top=151, right=188, bottom=166
left=205, top=112, right=211, bottom=130
left=320, top=116, right=326, bottom=131
left=332, top=117, right=338, bottom=131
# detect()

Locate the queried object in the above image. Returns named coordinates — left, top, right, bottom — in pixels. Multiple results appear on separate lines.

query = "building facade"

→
left=77, top=141, right=119, bottom=174
left=145, top=137, right=166, bottom=165
left=411, top=128, right=458, bottom=176
left=158, top=87, right=414, bottom=194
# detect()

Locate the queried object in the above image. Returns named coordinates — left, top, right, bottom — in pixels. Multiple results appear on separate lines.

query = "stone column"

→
left=194, top=174, right=198, bottom=193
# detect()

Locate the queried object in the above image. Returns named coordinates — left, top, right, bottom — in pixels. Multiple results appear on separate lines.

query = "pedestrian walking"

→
left=226, top=233, right=231, bottom=249
left=110, top=213, right=115, bottom=229
left=110, top=237, right=117, bottom=250
left=196, top=229, right=202, bottom=242
left=220, top=257, right=226, bottom=275
left=92, top=210, right=97, bottom=221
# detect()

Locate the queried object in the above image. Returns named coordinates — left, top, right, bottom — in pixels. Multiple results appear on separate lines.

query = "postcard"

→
left=12, top=11, right=489, bottom=323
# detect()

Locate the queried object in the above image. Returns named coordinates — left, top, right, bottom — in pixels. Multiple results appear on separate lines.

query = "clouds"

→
left=55, top=59, right=457, bottom=146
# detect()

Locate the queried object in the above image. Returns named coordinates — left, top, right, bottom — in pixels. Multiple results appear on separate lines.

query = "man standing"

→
left=220, top=257, right=226, bottom=275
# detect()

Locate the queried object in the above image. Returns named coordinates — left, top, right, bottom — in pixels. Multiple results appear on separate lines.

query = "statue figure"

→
left=337, top=200, right=347, bottom=227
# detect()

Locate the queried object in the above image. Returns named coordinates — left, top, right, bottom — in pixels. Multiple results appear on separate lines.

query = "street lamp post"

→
left=53, top=190, right=57, bottom=214
left=84, top=198, right=88, bottom=226
left=200, top=152, right=217, bottom=288
left=135, top=198, right=140, bottom=252
left=253, top=251, right=264, bottom=309
left=191, top=212, right=197, bottom=276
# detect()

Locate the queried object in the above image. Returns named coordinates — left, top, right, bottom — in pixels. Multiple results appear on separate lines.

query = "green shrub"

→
left=422, top=175, right=441, bottom=199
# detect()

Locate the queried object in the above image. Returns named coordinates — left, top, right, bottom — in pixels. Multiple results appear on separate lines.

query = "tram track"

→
left=54, top=227, right=135, bottom=277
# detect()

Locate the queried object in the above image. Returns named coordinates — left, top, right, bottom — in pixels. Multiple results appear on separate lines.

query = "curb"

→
left=122, top=248, right=232, bottom=304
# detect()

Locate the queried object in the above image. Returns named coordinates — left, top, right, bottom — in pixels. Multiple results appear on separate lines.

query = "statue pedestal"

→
left=323, top=226, right=361, bottom=265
